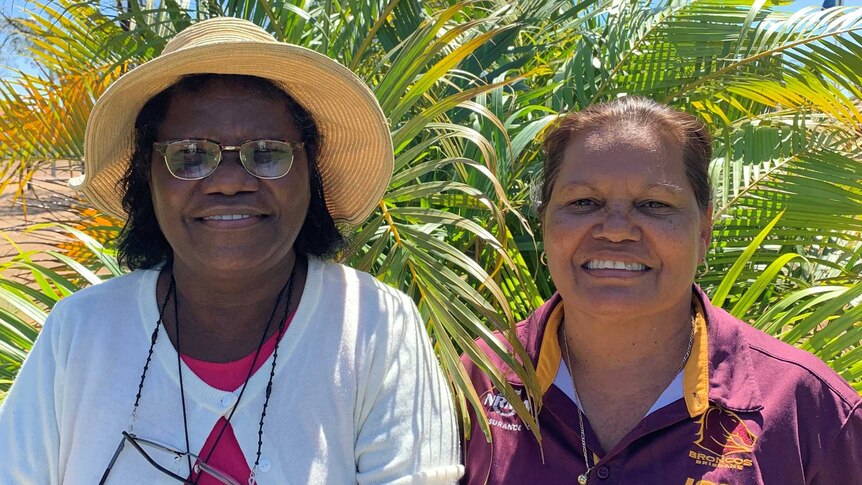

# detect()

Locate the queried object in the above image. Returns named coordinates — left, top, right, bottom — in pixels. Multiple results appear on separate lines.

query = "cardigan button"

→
left=596, top=465, right=610, bottom=479
left=258, top=458, right=271, bottom=472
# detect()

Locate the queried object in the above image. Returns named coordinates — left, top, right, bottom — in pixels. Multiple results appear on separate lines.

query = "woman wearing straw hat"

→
left=0, top=17, right=461, bottom=484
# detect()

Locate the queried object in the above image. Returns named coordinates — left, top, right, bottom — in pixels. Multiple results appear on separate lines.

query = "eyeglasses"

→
left=99, top=431, right=241, bottom=485
left=153, top=138, right=304, bottom=180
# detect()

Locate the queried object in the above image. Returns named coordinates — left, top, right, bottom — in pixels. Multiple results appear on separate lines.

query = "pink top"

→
left=181, top=314, right=293, bottom=484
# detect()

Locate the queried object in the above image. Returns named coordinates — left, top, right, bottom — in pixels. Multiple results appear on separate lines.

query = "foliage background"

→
left=1, top=0, right=860, bottom=440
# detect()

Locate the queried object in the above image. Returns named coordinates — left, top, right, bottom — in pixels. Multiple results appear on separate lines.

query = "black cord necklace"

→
left=130, top=276, right=175, bottom=432
left=130, top=262, right=298, bottom=484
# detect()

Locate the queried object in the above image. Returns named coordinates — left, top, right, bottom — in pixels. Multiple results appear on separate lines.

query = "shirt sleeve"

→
left=0, top=307, right=64, bottom=484
left=354, top=293, right=464, bottom=484
left=809, top=402, right=862, bottom=484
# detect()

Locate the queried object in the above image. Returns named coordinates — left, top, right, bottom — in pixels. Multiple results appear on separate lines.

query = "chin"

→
left=184, top=247, right=289, bottom=274
left=576, top=283, right=695, bottom=316
left=572, top=286, right=661, bottom=313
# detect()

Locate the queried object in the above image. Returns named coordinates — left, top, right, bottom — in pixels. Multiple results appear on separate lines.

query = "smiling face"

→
left=149, top=78, right=310, bottom=275
left=542, top=125, right=712, bottom=318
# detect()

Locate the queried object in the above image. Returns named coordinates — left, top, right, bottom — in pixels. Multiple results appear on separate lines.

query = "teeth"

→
left=204, top=214, right=254, bottom=221
left=586, top=260, right=647, bottom=271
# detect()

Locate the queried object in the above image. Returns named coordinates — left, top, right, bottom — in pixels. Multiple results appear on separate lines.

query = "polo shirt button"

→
left=596, top=465, right=610, bottom=479
left=258, top=458, right=271, bottom=472
left=220, top=393, right=238, bottom=408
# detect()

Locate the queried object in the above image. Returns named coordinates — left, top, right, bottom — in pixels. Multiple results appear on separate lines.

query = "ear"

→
left=698, top=204, right=713, bottom=261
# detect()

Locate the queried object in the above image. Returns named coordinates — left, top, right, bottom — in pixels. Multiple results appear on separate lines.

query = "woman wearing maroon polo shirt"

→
left=461, top=97, right=861, bottom=484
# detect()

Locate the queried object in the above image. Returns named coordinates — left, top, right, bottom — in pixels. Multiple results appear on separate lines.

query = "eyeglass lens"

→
left=163, top=140, right=296, bottom=180
left=99, top=432, right=240, bottom=485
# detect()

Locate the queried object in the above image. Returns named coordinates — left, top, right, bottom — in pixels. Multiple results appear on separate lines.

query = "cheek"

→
left=652, top=219, right=705, bottom=269
left=149, top=167, right=187, bottom=223
left=542, top=213, right=583, bottom=267
left=149, top=177, right=167, bottom=213
left=148, top=187, right=173, bottom=235
left=148, top=169, right=164, bottom=217
left=544, top=209, right=583, bottom=236
left=272, top=176, right=311, bottom=222
left=285, top=162, right=312, bottom=211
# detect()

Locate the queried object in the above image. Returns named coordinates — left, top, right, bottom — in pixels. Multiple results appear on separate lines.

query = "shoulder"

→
left=52, top=269, right=153, bottom=309
left=461, top=295, right=560, bottom=383
left=705, top=304, right=862, bottom=478
left=708, top=303, right=860, bottom=417
left=742, top=315, right=856, bottom=407
left=461, top=321, right=520, bottom=376
left=48, top=269, right=155, bottom=325
left=27, top=269, right=157, bottom=366
left=745, top=321, right=860, bottom=412
left=304, top=258, right=420, bottom=352
left=316, top=258, right=406, bottom=298
left=312, top=258, right=414, bottom=312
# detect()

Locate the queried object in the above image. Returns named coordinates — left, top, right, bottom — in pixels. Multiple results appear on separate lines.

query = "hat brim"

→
left=77, top=42, right=393, bottom=225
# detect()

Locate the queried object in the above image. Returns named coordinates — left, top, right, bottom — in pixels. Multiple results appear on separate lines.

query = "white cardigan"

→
left=0, top=257, right=462, bottom=484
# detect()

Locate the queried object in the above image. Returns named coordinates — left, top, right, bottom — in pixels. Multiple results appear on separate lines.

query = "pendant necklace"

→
left=560, top=313, right=695, bottom=484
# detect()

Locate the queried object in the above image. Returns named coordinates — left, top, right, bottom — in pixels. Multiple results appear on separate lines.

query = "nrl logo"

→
left=480, top=388, right=533, bottom=432
left=480, top=388, right=532, bottom=418
left=688, top=405, right=757, bottom=471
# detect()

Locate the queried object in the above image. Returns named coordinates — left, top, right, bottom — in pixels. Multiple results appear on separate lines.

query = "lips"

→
left=583, top=259, right=650, bottom=271
left=193, top=208, right=269, bottom=227
left=202, top=214, right=256, bottom=221
left=194, top=206, right=268, bottom=221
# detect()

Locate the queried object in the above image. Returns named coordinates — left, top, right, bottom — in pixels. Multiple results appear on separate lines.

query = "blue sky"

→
left=0, top=0, right=859, bottom=75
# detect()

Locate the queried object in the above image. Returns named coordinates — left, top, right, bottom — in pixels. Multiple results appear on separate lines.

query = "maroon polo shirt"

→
left=461, top=286, right=862, bottom=484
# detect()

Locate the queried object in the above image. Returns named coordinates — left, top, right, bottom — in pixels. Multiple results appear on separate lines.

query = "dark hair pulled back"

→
left=538, top=96, right=713, bottom=218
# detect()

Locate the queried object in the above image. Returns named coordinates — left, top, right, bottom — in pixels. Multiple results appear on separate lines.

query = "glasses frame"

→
left=99, top=431, right=241, bottom=485
left=153, top=138, right=305, bottom=181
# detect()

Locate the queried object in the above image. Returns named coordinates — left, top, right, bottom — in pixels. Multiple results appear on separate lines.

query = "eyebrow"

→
left=554, top=181, right=598, bottom=193
left=645, top=182, right=685, bottom=193
left=556, top=181, right=685, bottom=193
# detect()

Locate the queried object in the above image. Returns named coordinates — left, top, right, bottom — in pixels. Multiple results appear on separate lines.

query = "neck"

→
left=560, top=298, right=693, bottom=379
left=559, top=296, right=696, bottom=453
left=157, top=253, right=307, bottom=361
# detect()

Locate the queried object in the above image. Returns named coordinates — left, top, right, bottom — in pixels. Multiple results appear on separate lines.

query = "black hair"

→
left=116, top=74, right=345, bottom=270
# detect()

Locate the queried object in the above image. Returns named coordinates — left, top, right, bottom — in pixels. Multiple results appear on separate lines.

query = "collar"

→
left=524, top=286, right=763, bottom=418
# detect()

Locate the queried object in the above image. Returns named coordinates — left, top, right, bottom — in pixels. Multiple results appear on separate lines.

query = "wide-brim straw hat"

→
left=74, top=16, right=393, bottom=225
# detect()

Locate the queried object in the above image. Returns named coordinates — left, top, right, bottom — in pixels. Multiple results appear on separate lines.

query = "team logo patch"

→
left=480, top=387, right=532, bottom=432
left=688, top=405, right=757, bottom=471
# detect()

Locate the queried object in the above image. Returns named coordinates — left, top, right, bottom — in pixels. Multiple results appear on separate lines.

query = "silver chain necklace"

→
left=560, top=313, right=695, bottom=484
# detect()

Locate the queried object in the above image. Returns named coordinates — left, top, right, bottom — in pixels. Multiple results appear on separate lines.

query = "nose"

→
left=593, top=204, right=640, bottom=242
left=201, top=151, right=259, bottom=196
